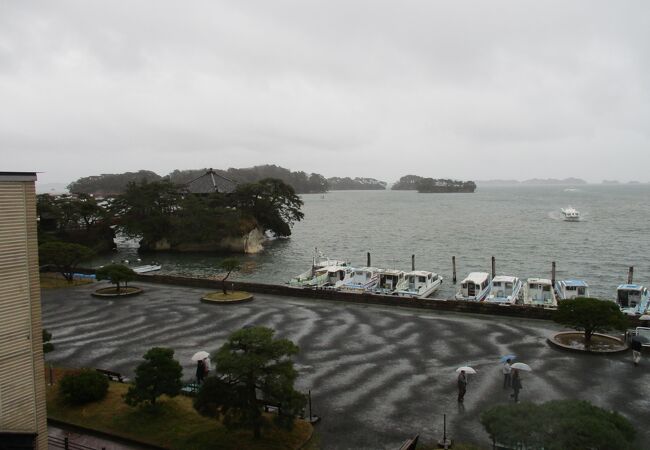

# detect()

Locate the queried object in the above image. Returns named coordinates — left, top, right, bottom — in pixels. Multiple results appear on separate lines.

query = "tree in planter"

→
left=554, top=297, right=628, bottom=345
left=481, top=399, right=635, bottom=449
left=38, top=241, right=95, bottom=282
left=124, top=347, right=182, bottom=408
left=96, top=264, right=137, bottom=294
left=194, top=326, right=306, bottom=439
left=219, top=258, right=241, bottom=295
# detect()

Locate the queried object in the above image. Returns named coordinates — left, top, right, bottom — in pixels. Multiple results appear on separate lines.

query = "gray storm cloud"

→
left=1, top=0, right=649, bottom=184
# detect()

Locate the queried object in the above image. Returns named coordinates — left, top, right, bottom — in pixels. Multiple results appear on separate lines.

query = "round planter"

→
left=201, top=291, right=254, bottom=305
left=92, top=286, right=143, bottom=298
left=547, top=331, right=628, bottom=354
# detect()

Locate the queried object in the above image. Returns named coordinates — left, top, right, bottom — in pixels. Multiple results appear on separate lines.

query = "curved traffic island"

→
left=201, top=291, right=254, bottom=305
left=92, top=286, right=144, bottom=298
left=547, top=331, right=628, bottom=354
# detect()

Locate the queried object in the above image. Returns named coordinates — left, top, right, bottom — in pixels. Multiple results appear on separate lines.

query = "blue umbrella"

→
left=500, top=354, right=516, bottom=363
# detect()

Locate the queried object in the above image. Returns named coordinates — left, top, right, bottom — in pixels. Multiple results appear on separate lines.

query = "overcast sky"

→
left=2, top=1, right=649, bottom=185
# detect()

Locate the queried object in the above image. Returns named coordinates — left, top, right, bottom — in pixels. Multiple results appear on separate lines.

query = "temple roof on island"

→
left=182, top=168, right=238, bottom=194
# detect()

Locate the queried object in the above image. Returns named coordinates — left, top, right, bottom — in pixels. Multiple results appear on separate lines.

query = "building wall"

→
left=0, top=174, right=47, bottom=449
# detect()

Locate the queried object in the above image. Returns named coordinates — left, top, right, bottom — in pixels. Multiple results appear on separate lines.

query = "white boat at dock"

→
left=394, top=271, right=443, bottom=299
left=290, top=265, right=352, bottom=288
left=339, top=267, right=380, bottom=293
left=288, top=248, right=350, bottom=286
left=132, top=264, right=162, bottom=274
left=375, top=269, right=406, bottom=295
left=485, top=275, right=522, bottom=305
left=616, top=284, right=650, bottom=316
left=523, top=278, right=557, bottom=308
left=555, top=279, right=589, bottom=300
left=560, top=206, right=580, bottom=222
left=455, top=272, right=491, bottom=301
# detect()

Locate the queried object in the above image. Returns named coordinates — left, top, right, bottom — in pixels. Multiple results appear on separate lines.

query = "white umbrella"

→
left=191, top=350, right=210, bottom=361
left=511, top=362, right=532, bottom=372
left=456, top=366, right=477, bottom=374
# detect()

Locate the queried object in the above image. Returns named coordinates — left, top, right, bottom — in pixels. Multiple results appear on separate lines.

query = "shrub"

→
left=59, top=369, right=109, bottom=405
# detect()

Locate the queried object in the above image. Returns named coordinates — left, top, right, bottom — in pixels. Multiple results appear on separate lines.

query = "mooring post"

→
left=628, top=266, right=634, bottom=284
left=412, top=254, right=415, bottom=271
left=491, top=256, right=496, bottom=279
left=452, top=256, right=457, bottom=284
left=367, top=252, right=371, bottom=267
left=551, top=261, right=556, bottom=287
left=308, top=389, right=313, bottom=421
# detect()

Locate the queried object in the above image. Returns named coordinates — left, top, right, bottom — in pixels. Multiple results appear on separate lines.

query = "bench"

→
left=96, top=368, right=129, bottom=383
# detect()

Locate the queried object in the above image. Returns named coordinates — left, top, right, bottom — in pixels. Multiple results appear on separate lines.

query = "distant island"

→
left=392, top=175, right=476, bottom=193
left=477, top=178, right=587, bottom=186
left=327, top=177, right=386, bottom=190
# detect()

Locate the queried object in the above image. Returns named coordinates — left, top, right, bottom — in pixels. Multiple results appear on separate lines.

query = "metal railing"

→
left=48, top=435, right=106, bottom=450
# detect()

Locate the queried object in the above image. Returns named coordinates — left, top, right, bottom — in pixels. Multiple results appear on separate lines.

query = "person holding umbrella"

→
left=457, top=370, right=467, bottom=402
left=192, top=350, right=210, bottom=384
left=631, top=337, right=643, bottom=366
left=502, top=358, right=513, bottom=388
left=511, top=369, right=522, bottom=402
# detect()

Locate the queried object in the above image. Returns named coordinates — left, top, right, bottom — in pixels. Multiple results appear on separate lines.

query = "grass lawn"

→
left=46, top=375, right=312, bottom=450
left=40, top=272, right=95, bottom=289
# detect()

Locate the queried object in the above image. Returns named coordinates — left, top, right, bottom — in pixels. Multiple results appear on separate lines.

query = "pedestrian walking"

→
left=457, top=370, right=467, bottom=402
left=196, top=359, right=206, bottom=384
left=631, top=338, right=642, bottom=366
left=502, top=358, right=512, bottom=388
left=511, top=369, right=522, bottom=402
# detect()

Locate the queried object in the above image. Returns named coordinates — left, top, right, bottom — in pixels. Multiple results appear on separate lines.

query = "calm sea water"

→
left=94, top=185, right=650, bottom=300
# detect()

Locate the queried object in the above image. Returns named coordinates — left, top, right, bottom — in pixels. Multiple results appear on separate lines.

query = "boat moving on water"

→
left=555, top=279, right=589, bottom=300
left=523, top=278, right=557, bottom=308
left=455, top=272, right=492, bottom=301
left=485, top=275, right=522, bottom=305
left=561, top=206, right=581, bottom=222
left=616, top=284, right=650, bottom=316
left=395, top=271, right=443, bottom=298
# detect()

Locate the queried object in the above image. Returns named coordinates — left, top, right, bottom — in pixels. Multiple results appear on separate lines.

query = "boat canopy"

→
left=617, top=284, right=644, bottom=291
left=562, top=279, right=588, bottom=287
left=527, top=278, right=552, bottom=286
left=492, top=275, right=518, bottom=283
left=461, top=272, right=490, bottom=284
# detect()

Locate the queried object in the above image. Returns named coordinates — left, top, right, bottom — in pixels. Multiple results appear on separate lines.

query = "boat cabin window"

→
left=462, top=283, right=467, bottom=288
left=493, top=282, right=501, bottom=287
left=543, top=285, right=550, bottom=292
left=505, top=282, right=512, bottom=289
left=567, top=286, right=576, bottom=291
left=577, top=287, right=586, bottom=295
left=618, top=290, right=630, bottom=307
left=418, top=276, right=426, bottom=283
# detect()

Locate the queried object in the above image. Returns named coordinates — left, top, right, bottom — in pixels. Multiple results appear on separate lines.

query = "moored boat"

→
left=616, top=284, right=650, bottom=316
left=375, top=269, right=406, bottom=295
left=395, top=271, right=443, bottom=298
left=560, top=206, right=580, bottom=222
left=555, top=279, right=589, bottom=300
left=288, top=248, right=349, bottom=286
left=485, top=275, right=522, bottom=305
left=455, top=272, right=492, bottom=301
left=339, top=267, right=380, bottom=293
left=523, top=278, right=557, bottom=308
left=132, top=264, right=162, bottom=274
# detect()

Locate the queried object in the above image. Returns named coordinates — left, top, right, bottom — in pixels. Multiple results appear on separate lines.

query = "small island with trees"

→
left=392, top=175, right=476, bottom=193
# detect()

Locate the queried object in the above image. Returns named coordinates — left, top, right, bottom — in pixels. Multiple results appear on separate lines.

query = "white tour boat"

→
left=485, top=275, right=523, bottom=305
left=291, top=265, right=352, bottom=288
left=455, top=272, right=492, bottom=301
left=616, top=284, right=650, bottom=316
left=375, top=269, right=406, bottom=295
left=394, top=271, right=443, bottom=299
left=560, top=206, right=580, bottom=222
left=339, top=267, right=380, bottom=293
left=523, top=278, right=557, bottom=308
left=555, top=279, right=589, bottom=300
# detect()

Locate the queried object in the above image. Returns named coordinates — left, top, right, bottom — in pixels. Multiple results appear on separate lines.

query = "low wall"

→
left=136, top=273, right=559, bottom=320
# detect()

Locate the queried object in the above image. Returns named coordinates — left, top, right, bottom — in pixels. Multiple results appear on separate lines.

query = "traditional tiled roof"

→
left=183, top=169, right=237, bottom=194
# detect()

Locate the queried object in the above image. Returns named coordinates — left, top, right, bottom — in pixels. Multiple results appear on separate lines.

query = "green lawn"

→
left=47, top=378, right=312, bottom=450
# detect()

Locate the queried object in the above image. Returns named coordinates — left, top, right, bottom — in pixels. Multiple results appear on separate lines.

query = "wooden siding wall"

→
left=0, top=181, right=47, bottom=449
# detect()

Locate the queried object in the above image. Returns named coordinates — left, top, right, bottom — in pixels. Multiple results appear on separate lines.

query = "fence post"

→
left=64, top=437, right=69, bottom=450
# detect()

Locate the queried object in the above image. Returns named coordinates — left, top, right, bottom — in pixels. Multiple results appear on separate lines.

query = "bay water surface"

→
left=95, top=185, right=650, bottom=300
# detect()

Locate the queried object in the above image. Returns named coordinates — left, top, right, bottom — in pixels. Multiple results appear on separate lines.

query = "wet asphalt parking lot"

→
left=42, top=282, right=650, bottom=449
